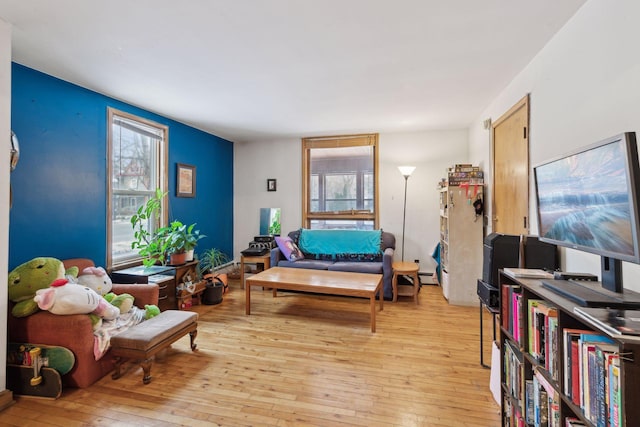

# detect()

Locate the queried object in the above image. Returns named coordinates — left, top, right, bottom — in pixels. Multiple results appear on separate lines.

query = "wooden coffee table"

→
left=245, top=267, right=384, bottom=332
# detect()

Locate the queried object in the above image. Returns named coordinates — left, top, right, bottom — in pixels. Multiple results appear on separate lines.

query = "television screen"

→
left=534, top=132, right=640, bottom=264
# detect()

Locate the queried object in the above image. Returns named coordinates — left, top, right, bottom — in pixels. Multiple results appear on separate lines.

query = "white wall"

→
left=234, top=130, right=470, bottom=273
left=469, top=0, right=640, bottom=291
left=0, top=17, right=10, bottom=396
left=234, top=137, right=302, bottom=259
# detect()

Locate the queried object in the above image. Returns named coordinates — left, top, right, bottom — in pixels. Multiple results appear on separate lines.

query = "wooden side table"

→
left=240, top=253, right=271, bottom=289
left=111, top=261, right=200, bottom=311
left=392, top=261, right=420, bottom=304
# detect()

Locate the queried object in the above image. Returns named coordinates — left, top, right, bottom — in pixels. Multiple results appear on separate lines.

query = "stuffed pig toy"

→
left=34, top=278, right=120, bottom=320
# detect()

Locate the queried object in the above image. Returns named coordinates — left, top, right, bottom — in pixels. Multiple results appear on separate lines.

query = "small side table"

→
left=392, top=261, right=420, bottom=304
left=240, top=253, right=271, bottom=289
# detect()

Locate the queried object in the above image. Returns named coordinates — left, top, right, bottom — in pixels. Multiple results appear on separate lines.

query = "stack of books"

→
left=446, top=164, right=484, bottom=186
left=503, top=268, right=554, bottom=280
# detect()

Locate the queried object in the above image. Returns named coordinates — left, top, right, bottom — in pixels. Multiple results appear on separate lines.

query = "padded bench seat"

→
left=110, top=310, right=198, bottom=384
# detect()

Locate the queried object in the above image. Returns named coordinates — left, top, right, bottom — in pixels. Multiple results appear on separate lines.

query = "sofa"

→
left=8, top=258, right=159, bottom=388
left=270, top=229, right=396, bottom=299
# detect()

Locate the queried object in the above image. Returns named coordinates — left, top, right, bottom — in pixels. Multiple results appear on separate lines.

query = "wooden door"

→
left=492, top=95, right=529, bottom=235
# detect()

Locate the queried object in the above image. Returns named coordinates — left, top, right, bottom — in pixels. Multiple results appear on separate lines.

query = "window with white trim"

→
left=302, top=134, right=379, bottom=230
left=107, top=108, right=168, bottom=269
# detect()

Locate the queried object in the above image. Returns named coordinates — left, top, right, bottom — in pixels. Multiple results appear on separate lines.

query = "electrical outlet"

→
left=414, top=259, right=420, bottom=264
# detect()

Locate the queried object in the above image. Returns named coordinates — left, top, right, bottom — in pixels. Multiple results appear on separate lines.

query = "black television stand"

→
left=541, top=278, right=640, bottom=308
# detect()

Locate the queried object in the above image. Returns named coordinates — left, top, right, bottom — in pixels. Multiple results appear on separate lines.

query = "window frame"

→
left=301, top=133, right=379, bottom=229
left=106, top=107, right=169, bottom=270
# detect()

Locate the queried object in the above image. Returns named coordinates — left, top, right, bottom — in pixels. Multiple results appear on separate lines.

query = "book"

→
left=547, top=315, right=559, bottom=379
left=574, top=306, right=640, bottom=336
left=528, top=300, right=544, bottom=359
left=528, top=300, right=557, bottom=364
left=525, top=379, right=535, bottom=424
left=608, top=355, right=621, bottom=427
left=563, top=329, right=609, bottom=406
left=578, top=334, right=615, bottom=416
left=503, top=268, right=554, bottom=279
left=534, top=369, right=560, bottom=427
left=594, top=343, right=618, bottom=427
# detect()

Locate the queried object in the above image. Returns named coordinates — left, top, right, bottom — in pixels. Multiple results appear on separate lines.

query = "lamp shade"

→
left=398, top=166, right=416, bottom=177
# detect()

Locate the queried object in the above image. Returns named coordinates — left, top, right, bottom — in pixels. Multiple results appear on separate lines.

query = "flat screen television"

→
left=533, top=132, right=640, bottom=307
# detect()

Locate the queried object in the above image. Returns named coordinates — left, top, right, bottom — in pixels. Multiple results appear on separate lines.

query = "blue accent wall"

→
left=9, top=63, right=234, bottom=269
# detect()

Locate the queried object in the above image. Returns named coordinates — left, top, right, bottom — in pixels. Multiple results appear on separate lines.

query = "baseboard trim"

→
left=0, top=389, right=15, bottom=411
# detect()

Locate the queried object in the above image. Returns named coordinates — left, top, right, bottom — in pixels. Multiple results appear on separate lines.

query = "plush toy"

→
left=144, top=304, right=160, bottom=319
left=76, top=266, right=112, bottom=296
left=104, top=292, right=134, bottom=314
left=8, top=257, right=77, bottom=317
left=35, top=278, right=160, bottom=328
left=34, top=278, right=120, bottom=320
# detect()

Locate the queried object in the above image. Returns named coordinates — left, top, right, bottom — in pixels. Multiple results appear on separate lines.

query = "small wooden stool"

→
left=392, top=261, right=420, bottom=304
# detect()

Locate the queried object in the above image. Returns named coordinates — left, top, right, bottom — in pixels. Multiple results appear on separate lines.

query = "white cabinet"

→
left=438, top=185, right=483, bottom=305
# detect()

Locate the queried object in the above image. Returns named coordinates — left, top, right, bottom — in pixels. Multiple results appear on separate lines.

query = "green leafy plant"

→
left=198, top=248, right=230, bottom=277
left=131, top=189, right=169, bottom=267
left=163, top=221, right=206, bottom=254
left=184, top=223, right=206, bottom=251
left=268, top=209, right=281, bottom=235
left=163, top=221, right=189, bottom=255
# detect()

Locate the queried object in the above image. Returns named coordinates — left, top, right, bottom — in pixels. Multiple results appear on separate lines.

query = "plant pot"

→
left=202, top=277, right=224, bottom=305
left=185, top=249, right=195, bottom=262
left=169, top=252, right=187, bottom=266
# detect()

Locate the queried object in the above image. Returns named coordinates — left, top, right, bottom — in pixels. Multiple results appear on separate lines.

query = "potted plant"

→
left=199, top=247, right=230, bottom=275
left=131, top=189, right=169, bottom=267
left=184, top=223, right=206, bottom=262
left=199, top=248, right=230, bottom=305
left=164, top=221, right=190, bottom=265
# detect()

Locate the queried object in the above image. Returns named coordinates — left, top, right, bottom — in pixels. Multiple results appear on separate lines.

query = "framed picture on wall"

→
left=176, top=163, right=196, bottom=198
left=267, top=178, right=277, bottom=192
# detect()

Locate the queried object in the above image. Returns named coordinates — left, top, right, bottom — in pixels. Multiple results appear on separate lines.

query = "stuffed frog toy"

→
left=8, top=257, right=78, bottom=317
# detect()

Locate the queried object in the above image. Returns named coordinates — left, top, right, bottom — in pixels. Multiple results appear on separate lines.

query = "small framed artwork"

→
left=267, top=178, right=277, bottom=192
left=176, top=163, right=196, bottom=198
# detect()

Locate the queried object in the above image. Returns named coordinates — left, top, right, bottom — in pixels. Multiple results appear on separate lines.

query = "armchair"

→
left=8, top=259, right=159, bottom=388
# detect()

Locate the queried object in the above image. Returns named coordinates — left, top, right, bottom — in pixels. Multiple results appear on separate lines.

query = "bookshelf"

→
left=438, top=182, right=483, bottom=305
left=499, top=270, right=640, bottom=426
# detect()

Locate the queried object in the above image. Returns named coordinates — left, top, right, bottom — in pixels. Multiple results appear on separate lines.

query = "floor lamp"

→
left=398, top=166, right=416, bottom=262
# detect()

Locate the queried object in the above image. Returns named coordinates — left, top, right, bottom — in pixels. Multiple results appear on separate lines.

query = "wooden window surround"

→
left=302, top=133, right=379, bottom=229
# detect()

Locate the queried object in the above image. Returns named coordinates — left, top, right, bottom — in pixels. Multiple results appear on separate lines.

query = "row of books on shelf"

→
left=502, top=282, right=624, bottom=426
left=529, top=299, right=559, bottom=381
left=437, top=165, right=484, bottom=188
left=502, top=285, right=521, bottom=343
left=562, top=329, right=622, bottom=427
left=503, top=344, right=561, bottom=427
left=530, top=369, right=560, bottom=427
left=449, top=163, right=481, bottom=173
left=504, top=338, right=620, bottom=427
left=504, top=340, right=524, bottom=405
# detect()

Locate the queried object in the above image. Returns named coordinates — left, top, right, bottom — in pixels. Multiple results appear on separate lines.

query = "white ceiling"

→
left=0, top=0, right=586, bottom=143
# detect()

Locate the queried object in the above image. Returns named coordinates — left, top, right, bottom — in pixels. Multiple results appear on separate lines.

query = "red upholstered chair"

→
left=8, top=258, right=159, bottom=388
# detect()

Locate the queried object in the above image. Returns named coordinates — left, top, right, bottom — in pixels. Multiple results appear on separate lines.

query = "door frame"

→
left=491, top=94, right=530, bottom=234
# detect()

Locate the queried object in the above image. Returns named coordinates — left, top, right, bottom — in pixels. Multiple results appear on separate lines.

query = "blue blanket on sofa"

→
left=298, top=229, right=382, bottom=256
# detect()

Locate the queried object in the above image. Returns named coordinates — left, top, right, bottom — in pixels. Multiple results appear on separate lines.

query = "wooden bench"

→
left=110, top=310, right=198, bottom=384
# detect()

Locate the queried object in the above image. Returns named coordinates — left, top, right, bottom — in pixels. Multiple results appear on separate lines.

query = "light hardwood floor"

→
left=1, top=283, right=501, bottom=426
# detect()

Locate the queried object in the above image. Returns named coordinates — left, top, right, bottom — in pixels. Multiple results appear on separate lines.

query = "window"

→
left=107, top=108, right=168, bottom=269
left=302, top=134, right=379, bottom=230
